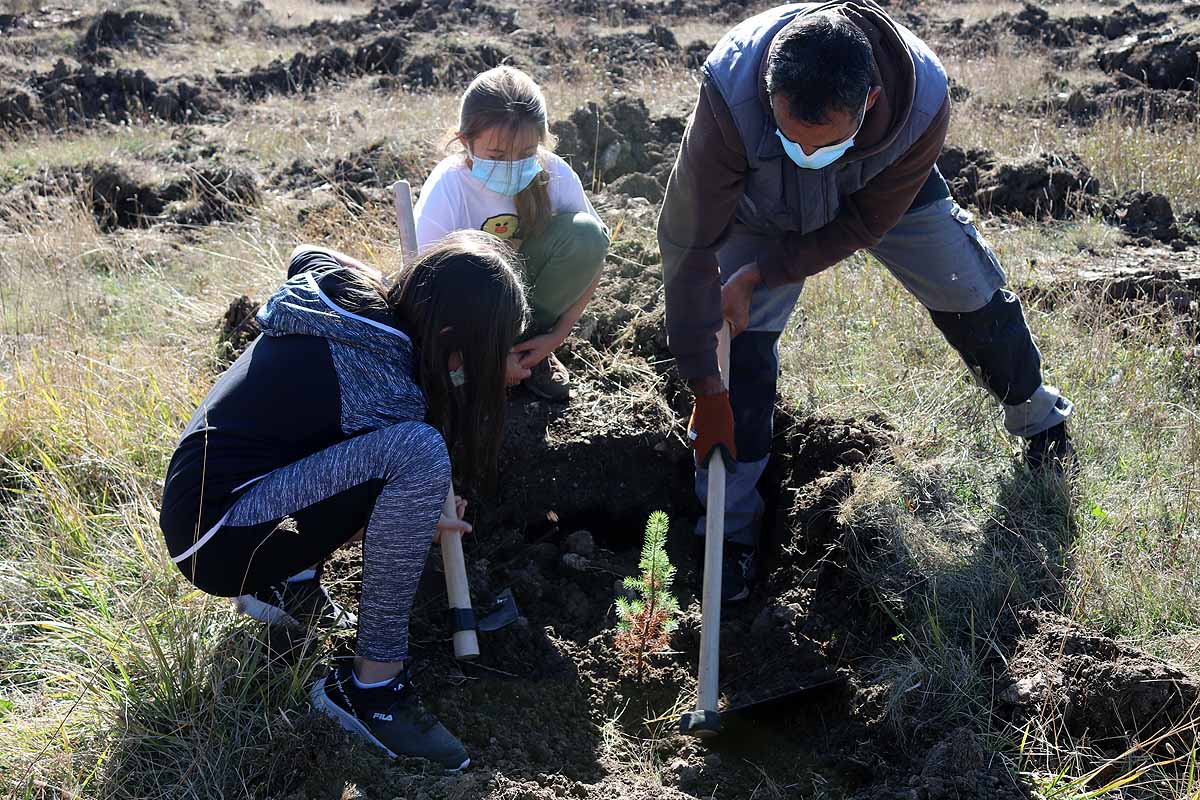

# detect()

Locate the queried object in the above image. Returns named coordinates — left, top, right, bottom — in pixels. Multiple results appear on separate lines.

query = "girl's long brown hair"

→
left=391, top=231, right=528, bottom=490
left=457, top=66, right=555, bottom=239
left=336, top=231, right=529, bottom=490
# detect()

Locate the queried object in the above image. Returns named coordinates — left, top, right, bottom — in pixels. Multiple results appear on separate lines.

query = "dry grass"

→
left=221, top=79, right=462, bottom=166
left=929, top=0, right=1180, bottom=23
left=122, top=37, right=302, bottom=76
left=0, top=129, right=170, bottom=180
left=2, top=1, right=1200, bottom=796
left=255, top=0, right=371, bottom=26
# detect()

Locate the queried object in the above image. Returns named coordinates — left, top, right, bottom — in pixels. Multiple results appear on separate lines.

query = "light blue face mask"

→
left=775, top=95, right=869, bottom=170
left=469, top=151, right=543, bottom=196
left=449, top=366, right=466, bottom=388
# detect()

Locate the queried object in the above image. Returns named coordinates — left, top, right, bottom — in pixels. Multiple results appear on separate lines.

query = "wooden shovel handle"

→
left=441, top=484, right=480, bottom=660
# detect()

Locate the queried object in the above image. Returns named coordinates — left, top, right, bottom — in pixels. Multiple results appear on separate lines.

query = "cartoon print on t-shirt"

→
left=481, top=213, right=520, bottom=241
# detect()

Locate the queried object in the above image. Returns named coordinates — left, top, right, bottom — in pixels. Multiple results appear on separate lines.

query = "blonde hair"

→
left=457, top=66, right=555, bottom=239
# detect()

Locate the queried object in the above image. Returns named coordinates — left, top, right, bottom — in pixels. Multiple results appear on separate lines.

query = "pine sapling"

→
left=614, top=510, right=680, bottom=682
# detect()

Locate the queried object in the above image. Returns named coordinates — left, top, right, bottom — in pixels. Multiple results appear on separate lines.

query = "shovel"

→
left=394, top=180, right=520, bottom=659
left=677, top=325, right=846, bottom=735
left=679, top=322, right=732, bottom=738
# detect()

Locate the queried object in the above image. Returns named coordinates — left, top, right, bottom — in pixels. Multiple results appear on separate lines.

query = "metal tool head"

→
left=678, top=709, right=722, bottom=738
left=477, top=588, right=520, bottom=632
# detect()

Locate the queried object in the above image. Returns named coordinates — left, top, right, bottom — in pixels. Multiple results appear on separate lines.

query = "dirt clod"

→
left=607, top=171, right=664, bottom=203
left=918, top=727, right=991, bottom=800
left=1108, top=191, right=1195, bottom=248
left=85, top=163, right=168, bottom=231
left=1099, top=21, right=1200, bottom=90
left=78, top=9, right=176, bottom=64
left=399, top=41, right=508, bottom=89
left=1052, top=82, right=1198, bottom=124
left=953, top=2, right=1169, bottom=51
left=82, top=162, right=260, bottom=232
left=550, top=96, right=685, bottom=192
left=996, top=611, right=1200, bottom=752
left=564, top=530, right=596, bottom=557
left=938, top=146, right=1099, bottom=219
left=586, top=24, right=679, bottom=77
left=4, top=61, right=223, bottom=131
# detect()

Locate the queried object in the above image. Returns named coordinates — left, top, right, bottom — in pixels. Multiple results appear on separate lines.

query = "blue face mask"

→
left=775, top=96, right=869, bottom=170
left=469, top=151, right=543, bottom=196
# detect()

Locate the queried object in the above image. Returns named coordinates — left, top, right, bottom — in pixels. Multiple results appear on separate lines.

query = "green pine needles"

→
left=614, top=510, right=680, bottom=681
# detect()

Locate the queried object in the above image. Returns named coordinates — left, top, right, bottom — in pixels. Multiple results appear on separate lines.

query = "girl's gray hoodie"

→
left=159, top=249, right=430, bottom=554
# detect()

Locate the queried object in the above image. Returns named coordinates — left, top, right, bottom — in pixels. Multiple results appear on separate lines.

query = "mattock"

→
left=679, top=321, right=732, bottom=737
left=439, top=484, right=480, bottom=659
left=393, top=179, right=518, bottom=660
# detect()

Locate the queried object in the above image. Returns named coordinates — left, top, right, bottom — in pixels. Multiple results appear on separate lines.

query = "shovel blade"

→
left=722, top=674, right=845, bottom=717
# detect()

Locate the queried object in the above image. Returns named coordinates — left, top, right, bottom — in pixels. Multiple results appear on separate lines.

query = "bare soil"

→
left=8, top=0, right=1200, bottom=795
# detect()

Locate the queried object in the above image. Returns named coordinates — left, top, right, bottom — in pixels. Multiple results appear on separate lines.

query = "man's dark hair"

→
left=765, top=13, right=874, bottom=125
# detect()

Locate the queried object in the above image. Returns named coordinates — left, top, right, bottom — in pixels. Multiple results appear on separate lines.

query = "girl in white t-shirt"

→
left=414, top=66, right=609, bottom=401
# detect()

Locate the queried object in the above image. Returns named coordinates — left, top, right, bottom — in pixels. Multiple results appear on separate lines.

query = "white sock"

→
left=286, top=567, right=317, bottom=583
left=352, top=671, right=399, bottom=690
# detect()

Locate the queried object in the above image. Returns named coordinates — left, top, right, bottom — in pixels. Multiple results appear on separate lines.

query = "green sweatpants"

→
left=518, top=212, right=609, bottom=333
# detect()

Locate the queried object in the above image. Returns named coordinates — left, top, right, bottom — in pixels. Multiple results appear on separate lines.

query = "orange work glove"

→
left=688, top=391, right=737, bottom=469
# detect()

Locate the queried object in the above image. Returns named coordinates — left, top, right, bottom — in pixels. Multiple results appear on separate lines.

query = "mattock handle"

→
left=441, top=483, right=480, bottom=660
left=393, top=179, right=419, bottom=265
left=683, top=321, right=731, bottom=737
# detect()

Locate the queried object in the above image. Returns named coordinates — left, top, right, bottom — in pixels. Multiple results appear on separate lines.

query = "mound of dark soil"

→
left=576, top=230, right=671, bottom=369
left=1099, top=21, right=1200, bottom=90
left=953, top=2, right=1169, bottom=50
left=977, top=152, right=1100, bottom=219
left=170, top=167, right=261, bottom=225
left=273, top=138, right=435, bottom=209
left=1106, top=192, right=1195, bottom=249
left=399, top=40, right=509, bottom=89
left=938, top=146, right=1099, bottom=219
left=0, top=61, right=225, bottom=130
left=216, top=45, right=356, bottom=99
left=215, top=34, right=506, bottom=97
left=996, top=611, right=1200, bottom=752
left=1051, top=81, right=1198, bottom=124
left=78, top=9, right=177, bottom=64
left=0, top=85, right=43, bottom=130
left=555, top=0, right=752, bottom=24
left=291, top=0, right=515, bottom=42
left=586, top=23, right=679, bottom=75
left=685, top=39, right=711, bottom=69
left=486, top=348, right=689, bottom=533
left=84, top=163, right=170, bottom=231
left=607, top=171, right=664, bottom=203
left=551, top=96, right=685, bottom=194
left=1064, top=251, right=1200, bottom=316
left=1007, top=3, right=1080, bottom=48
left=215, top=33, right=419, bottom=99
left=83, top=162, right=260, bottom=231
left=33, top=62, right=158, bottom=126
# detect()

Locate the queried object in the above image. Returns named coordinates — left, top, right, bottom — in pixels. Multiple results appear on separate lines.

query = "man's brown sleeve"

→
left=756, top=94, right=952, bottom=289
left=657, top=80, right=748, bottom=381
